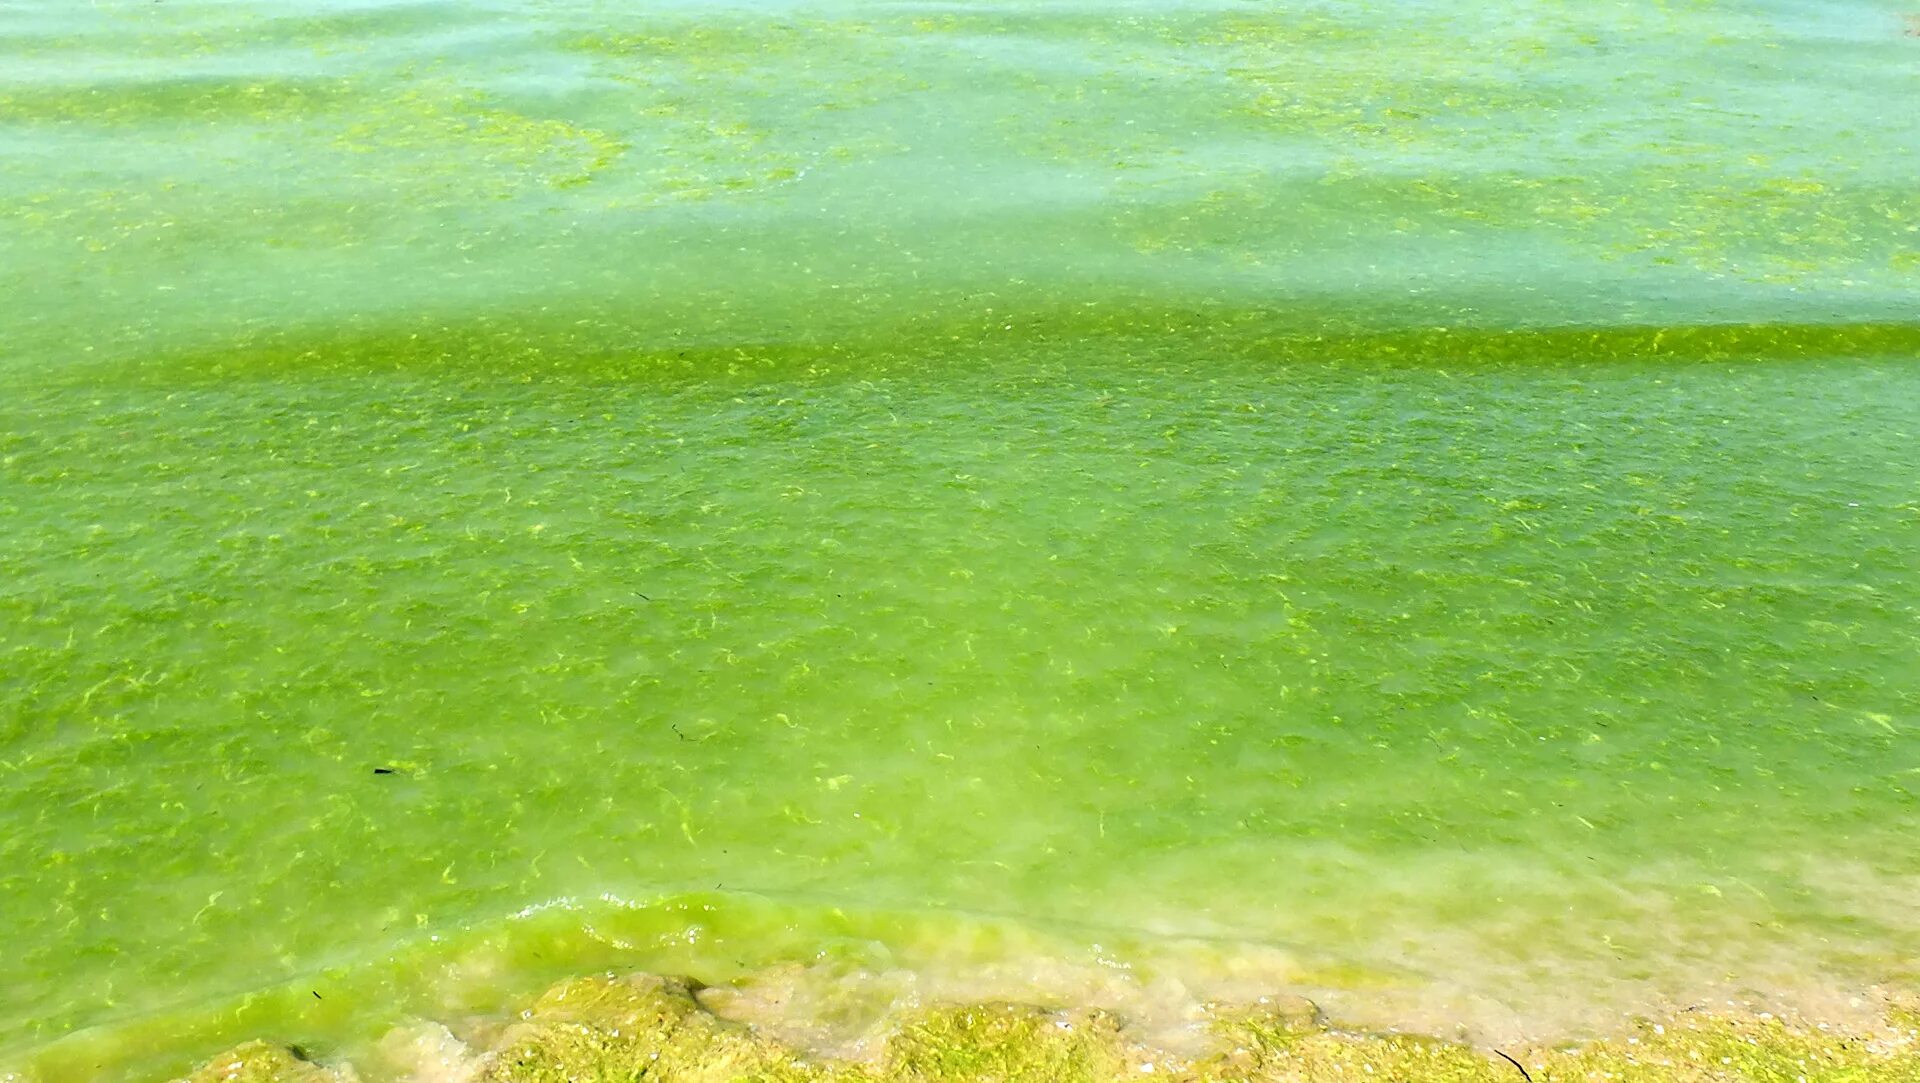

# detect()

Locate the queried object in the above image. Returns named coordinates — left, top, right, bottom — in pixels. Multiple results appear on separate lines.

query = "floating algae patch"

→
left=7, top=0, right=1919, bottom=366
left=556, top=16, right=926, bottom=207
left=0, top=74, right=621, bottom=238
left=321, top=84, right=625, bottom=193
left=0, top=77, right=361, bottom=127
left=0, top=1, right=496, bottom=62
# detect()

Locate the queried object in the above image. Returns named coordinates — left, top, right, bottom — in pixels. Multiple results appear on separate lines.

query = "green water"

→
left=3, top=0, right=1919, bottom=1078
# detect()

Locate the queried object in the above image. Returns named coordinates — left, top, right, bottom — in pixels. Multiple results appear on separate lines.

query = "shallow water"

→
left=2, top=1, right=1918, bottom=1079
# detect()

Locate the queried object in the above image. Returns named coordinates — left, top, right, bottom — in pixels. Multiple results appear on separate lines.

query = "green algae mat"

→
left=3, top=1, right=1919, bottom=1080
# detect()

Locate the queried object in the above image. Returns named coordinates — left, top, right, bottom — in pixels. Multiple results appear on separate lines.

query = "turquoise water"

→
left=2, top=1, right=1919, bottom=1079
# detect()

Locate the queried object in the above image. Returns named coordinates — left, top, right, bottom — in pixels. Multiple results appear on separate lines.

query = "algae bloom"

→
left=2, top=0, right=1919, bottom=1081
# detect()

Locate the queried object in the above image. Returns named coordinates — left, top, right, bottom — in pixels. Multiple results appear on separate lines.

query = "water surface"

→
left=2, top=1, right=1918, bottom=1079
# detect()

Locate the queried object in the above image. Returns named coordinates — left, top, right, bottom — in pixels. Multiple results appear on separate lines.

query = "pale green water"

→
left=2, top=1, right=1919, bottom=1079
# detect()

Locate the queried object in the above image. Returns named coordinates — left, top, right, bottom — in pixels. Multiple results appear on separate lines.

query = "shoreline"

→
left=166, top=970, right=1920, bottom=1083
left=11, top=890, right=1920, bottom=1082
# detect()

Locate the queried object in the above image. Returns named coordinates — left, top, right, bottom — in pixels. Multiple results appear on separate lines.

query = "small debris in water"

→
left=1493, top=1048, right=1533, bottom=1081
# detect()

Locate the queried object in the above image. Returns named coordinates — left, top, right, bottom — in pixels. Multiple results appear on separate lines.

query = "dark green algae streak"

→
left=4, top=0, right=1920, bottom=1080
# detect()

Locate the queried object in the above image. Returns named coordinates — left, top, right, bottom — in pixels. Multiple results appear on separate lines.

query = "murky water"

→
left=2, top=1, right=1918, bottom=1079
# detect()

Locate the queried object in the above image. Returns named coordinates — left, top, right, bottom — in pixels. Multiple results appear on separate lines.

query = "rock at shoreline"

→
left=175, top=975, right=1920, bottom=1083
left=481, top=973, right=825, bottom=1082
left=177, top=1041, right=356, bottom=1083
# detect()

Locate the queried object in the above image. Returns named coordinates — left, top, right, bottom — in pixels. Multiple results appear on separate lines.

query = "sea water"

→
left=1, top=1, right=1917, bottom=1079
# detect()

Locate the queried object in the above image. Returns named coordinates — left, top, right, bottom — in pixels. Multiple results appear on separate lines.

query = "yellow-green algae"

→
left=7, top=316, right=1920, bottom=1078
left=173, top=973, right=1920, bottom=1083
left=177, top=1043, right=350, bottom=1083
left=6, top=0, right=1920, bottom=1079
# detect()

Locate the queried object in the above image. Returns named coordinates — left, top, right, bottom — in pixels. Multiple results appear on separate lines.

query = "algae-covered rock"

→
left=1207, top=994, right=1324, bottom=1040
left=175, top=1041, right=355, bottom=1083
left=1202, top=1025, right=1514, bottom=1083
left=1200, top=1004, right=1920, bottom=1083
left=1525, top=1010, right=1920, bottom=1083
left=174, top=974, right=1920, bottom=1083
left=516, top=973, right=706, bottom=1032
left=882, top=1004, right=1129, bottom=1083
left=478, top=973, right=832, bottom=1083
